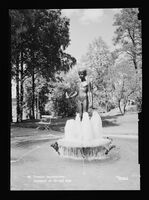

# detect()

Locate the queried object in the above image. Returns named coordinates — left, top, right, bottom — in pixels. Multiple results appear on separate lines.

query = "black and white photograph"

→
left=10, top=8, right=142, bottom=190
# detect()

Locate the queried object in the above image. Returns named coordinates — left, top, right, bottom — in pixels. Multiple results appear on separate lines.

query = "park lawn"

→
left=11, top=107, right=138, bottom=139
left=11, top=107, right=140, bottom=190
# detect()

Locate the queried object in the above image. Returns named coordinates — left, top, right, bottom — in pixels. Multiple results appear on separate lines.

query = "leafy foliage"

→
left=10, top=9, right=76, bottom=120
left=81, top=37, right=114, bottom=111
left=113, top=8, right=142, bottom=71
left=110, top=54, right=140, bottom=114
left=45, top=69, right=79, bottom=117
left=113, top=8, right=142, bottom=112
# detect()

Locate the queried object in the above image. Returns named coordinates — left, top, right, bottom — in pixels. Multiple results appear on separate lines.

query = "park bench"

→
left=37, top=115, right=56, bottom=130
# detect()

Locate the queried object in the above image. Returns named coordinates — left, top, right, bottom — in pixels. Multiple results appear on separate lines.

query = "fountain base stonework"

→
left=51, top=111, right=116, bottom=160
left=58, top=138, right=115, bottom=160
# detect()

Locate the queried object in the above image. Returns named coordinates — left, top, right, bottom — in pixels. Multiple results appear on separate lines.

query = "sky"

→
left=61, top=8, right=121, bottom=62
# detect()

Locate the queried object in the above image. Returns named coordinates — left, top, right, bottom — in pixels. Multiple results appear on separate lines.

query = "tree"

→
left=111, top=54, right=139, bottom=114
left=23, top=75, right=49, bottom=119
left=45, top=68, right=79, bottom=117
left=113, top=8, right=142, bottom=72
left=113, top=8, right=142, bottom=113
left=10, top=9, right=28, bottom=122
left=10, top=9, right=76, bottom=121
left=24, top=9, right=76, bottom=119
left=81, top=37, right=113, bottom=111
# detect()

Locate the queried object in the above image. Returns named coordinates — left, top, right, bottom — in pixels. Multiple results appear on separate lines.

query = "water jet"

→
left=51, top=111, right=116, bottom=160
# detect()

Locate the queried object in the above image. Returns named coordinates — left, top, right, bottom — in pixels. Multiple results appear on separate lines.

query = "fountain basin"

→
left=58, top=137, right=111, bottom=147
left=56, top=137, right=115, bottom=160
left=51, top=112, right=116, bottom=160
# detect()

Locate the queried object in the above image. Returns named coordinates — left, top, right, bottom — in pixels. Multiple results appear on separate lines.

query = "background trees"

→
left=10, top=8, right=142, bottom=121
left=110, top=55, right=139, bottom=114
left=10, top=9, right=76, bottom=122
left=113, top=8, right=142, bottom=112
left=81, top=37, right=114, bottom=112
left=45, top=68, right=79, bottom=117
left=113, top=8, right=142, bottom=72
left=76, top=8, right=142, bottom=114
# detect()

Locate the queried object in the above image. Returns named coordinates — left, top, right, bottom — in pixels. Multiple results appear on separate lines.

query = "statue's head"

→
left=78, top=69, right=87, bottom=80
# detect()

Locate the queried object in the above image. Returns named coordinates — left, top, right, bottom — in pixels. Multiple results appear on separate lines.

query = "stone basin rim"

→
left=57, top=138, right=112, bottom=148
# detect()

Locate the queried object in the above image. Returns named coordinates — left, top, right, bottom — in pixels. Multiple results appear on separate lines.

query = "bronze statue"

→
left=66, top=69, right=93, bottom=120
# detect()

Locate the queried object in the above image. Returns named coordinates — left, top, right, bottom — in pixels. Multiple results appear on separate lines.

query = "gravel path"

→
left=11, top=136, right=140, bottom=190
left=10, top=112, right=140, bottom=190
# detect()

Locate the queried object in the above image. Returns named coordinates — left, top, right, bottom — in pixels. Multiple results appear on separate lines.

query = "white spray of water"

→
left=64, top=111, right=103, bottom=144
left=81, top=112, right=93, bottom=143
left=57, top=111, right=113, bottom=159
left=90, top=110, right=103, bottom=139
left=64, top=119, right=75, bottom=141
left=75, top=113, right=82, bottom=140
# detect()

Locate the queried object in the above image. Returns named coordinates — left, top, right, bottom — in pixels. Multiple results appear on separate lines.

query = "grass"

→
left=11, top=106, right=138, bottom=138
left=10, top=105, right=139, bottom=190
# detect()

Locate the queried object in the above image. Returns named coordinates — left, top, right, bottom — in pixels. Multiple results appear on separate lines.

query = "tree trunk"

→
left=32, top=64, right=35, bottom=119
left=106, top=102, right=108, bottom=112
left=35, top=96, right=37, bottom=119
left=91, top=82, right=93, bottom=109
left=118, top=99, right=123, bottom=115
left=20, top=51, right=24, bottom=121
left=16, top=54, right=21, bottom=122
left=29, top=50, right=36, bottom=120
left=123, top=101, right=127, bottom=115
left=105, top=92, right=109, bottom=112
left=133, top=56, right=138, bottom=71
left=36, top=93, right=40, bottom=119
left=10, top=79, right=12, bottom=123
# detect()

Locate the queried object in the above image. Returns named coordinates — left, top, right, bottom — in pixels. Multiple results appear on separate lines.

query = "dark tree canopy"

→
left=10, top=9, right=76, bottom=121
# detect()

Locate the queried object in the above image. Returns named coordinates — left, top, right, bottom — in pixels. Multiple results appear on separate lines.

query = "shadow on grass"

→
left=11, top=119, right=40, bottom=128
left=12, top=138, right=54, bottom=149
left=102, top=120, right=119, bottom=128
left=101, top=113, right=123, bottom=120
left=50, top=114, right=121, bottom=132
left=101, top=114, right=122, bottom=128
left=11, top=114, right=121, bottom=132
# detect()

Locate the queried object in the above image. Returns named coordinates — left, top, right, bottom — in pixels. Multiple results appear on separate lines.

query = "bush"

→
left=136, top=97, right=142, bottom=113
left=47, top=82, right=77, bottom=118
left=52, top=94, right=77, bottom=117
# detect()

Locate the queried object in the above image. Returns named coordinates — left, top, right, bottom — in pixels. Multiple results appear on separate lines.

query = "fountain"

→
left=51, top=68, right=116, bottom=160
left=51, top=111, right=115, bottom=160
